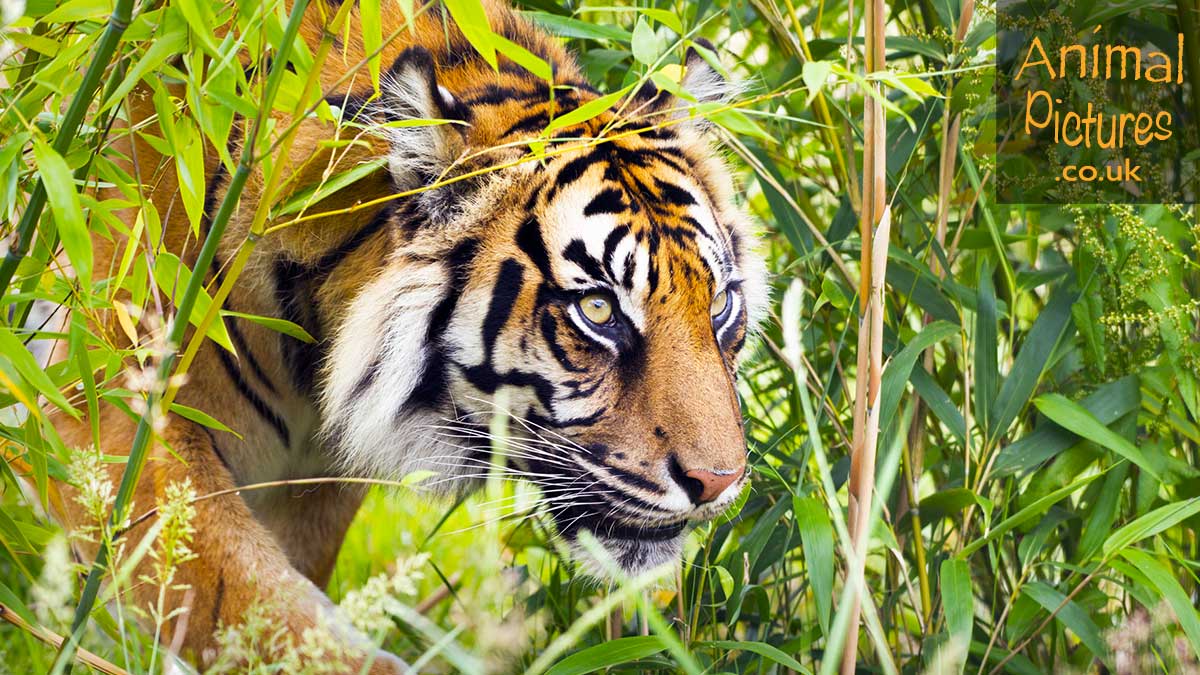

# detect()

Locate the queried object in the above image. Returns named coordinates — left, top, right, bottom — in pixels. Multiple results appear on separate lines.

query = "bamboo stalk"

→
left=0, top=0, right=136, bottom=296
left=0, top=603, right=130, bottom=675
left=52, top=2, right=314, bottom=671
left=841, top=0, right=888, bottom=668
left=163, top=0, right=356, bottom=410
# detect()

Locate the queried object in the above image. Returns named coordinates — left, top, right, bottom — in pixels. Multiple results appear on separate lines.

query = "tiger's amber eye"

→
left=710, top=289, right=729, bottom=317
left=579, top=293, right=614, bottom=325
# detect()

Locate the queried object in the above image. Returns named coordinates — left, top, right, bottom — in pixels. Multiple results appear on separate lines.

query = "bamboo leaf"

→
left=794, top=495, right=834, bottom=635
left=32, top=139, right=91, bottom=289
left=220, top=310, right=315, bottom=343
left=444, top=0, right=498, bottom=69
left=1118, top=549, right=1200, bottom=659
left=1021, top=582, right=1109, bottom=666
left=545, top=86, right=631, bottom=133
left=988, top=285, right=1078, bottom=443
left=0, top=326, right=74, bottom=414
left=544, top=636, right=664, bottom=675
left=699, top=640, right=812, bottom=674
left=974, top=260, right=998, bottom=435
left=1102, top=498, right=1200, bottom=558
left=940, top=557, right=973, bottom=666
left=151, top=252, right=235, bottom=354
left=1033, top=394, right=1161, bottom=482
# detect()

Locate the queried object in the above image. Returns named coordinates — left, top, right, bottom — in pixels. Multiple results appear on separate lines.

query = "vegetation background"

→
left=1, top=0, right=1199, bottom=673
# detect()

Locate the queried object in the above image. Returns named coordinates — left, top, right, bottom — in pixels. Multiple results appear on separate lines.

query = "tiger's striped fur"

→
left=49, top=1, right=767, bottom=670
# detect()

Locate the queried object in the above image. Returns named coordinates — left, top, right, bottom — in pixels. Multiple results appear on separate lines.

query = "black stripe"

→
left=583, top=188, right=627, bottom=216
left=406, top=239, right=480, bottom=409
left=548, top=150, right=600, bottom=199
left=601, top=225, right=631, bottom=280
left=481, top=259, right=525, bottom=357
left=200, top=426, right=234, bottom=476
left=540, top=312, right=584, bottom=373
left=654, top=178, right=697, bottom=206
left=602, top=462, right=665, bottom=494
left=562, top=239, right=607, bottom=283
left=216, top=346, right=291, bottom=447
left=224, top=313, right=277, bottom=395
left=501, top=110, right=549, bottom=138
left=273, top=258, right=325, bottom=394
left=311, top=202, right=396, bottom=278
left=516, top=216, right=554, bottom=282
left=211, top=577, right=225, bottom=628
left=525, top=406, right=607, bottom=430
left=351, top=356, right=382, bottom=401
left=199, top=128, right=281, bottom=398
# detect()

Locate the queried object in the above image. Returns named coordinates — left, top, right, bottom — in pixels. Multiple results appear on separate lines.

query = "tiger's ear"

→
left=631, top=40, right=738, bottom=124
left=378, top=47, right=472, bottom=193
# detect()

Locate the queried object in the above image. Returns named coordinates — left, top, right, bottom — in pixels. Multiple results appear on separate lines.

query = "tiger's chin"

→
left=559, top=514, right=690, bottom=578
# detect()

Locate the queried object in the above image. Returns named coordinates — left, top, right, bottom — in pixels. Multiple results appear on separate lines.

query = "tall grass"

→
left=1, top=0, right=1199, bottom=673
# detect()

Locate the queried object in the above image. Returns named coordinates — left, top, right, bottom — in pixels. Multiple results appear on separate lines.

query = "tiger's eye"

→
left=579, top=293, right=614, bottom=325
left=710, top=289, right=729, bottom=317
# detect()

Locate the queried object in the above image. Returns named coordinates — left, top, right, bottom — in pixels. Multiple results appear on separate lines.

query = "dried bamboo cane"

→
left=0, top=603, right=130, bottom=675
left=841, top=0, right=888, bottom=669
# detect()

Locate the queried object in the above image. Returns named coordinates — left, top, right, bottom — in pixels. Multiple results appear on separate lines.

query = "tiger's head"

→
left=320, top=41, right=768, bottom=573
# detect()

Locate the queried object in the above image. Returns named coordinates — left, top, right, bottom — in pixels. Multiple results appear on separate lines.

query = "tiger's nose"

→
left=683, top=466, right=745, bottom=504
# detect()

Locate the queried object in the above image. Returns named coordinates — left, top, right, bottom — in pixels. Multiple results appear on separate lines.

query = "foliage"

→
left=1, top=0, right=1199, bottom=673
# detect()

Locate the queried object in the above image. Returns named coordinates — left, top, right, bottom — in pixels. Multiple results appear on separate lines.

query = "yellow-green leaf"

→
left=33, top=139, right=91, bottom=289
left=443, top=0, right=497, bottom=70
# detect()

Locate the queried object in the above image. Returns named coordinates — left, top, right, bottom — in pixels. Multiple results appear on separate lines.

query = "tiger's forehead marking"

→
left=531, top=138, right=736, bottom=329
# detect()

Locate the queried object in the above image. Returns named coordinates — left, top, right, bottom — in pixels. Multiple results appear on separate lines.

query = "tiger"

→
left=41, top=0, right=769, bottom=671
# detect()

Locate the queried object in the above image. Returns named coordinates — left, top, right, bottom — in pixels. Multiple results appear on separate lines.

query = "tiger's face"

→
left=322, top=46, right=768, bottom=573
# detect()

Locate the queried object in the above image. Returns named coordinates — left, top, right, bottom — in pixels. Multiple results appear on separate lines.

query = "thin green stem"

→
left=51, top=2, right=312, bottom=671
left=0, top=0, right=136, bottom=300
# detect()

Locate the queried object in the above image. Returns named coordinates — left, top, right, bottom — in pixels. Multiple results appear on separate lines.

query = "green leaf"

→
left=361, top=0, right=382, bottom=93
left=0, top=326, right=74, bottom=414
left=544, top=636, right=664, bottom=675
left=174, top=118, right=207, bottom=234
left=545, top=86, right=631, bottom=134
left=169, top=403, right=237, bottom=436
left=988, top=285, right=1078, bottom=443
left=940, top=557, right=973, bottom=666
left=1078, top=461, right=1129, bottom=561
left=0, top=579, right=37, bottom=625
left=698, top=641, right=812, bottom=674
left=1021, top=582, right=1109, bottom=666
left=492, top=34, right=553, bottom=81
left=175, top=0, right=222, bottom=56
left=993, top=375, right=1140, bottom=476
left=1119, top=549, right=1200, bottom=659
left=696, top=103, right=774, bottom=142
left=99, top=23, right=187, bottom=112
left=878, top=320, right=958, bottom=436
left=582, top=6, right=683, bottom=34
left=974, top=260, right=998, bottom=435
left=274, top=158, right=387, bottom=217
left=1033, top=394, right=1160, bottom=482
left=220, top=310, right=315, bottom=343
left=522, top=11, right=633, bottom=42
left=912, top=488, right=992, bottom=530
left=631, top=18, right=658, bottom=65
left=443, top=0, right=497, bottom=70
left=151, top=252, right=235, bottom=354
left=1102, top=498, right=1200, bottom=558
left=33, top=139, right=91, bottom=289
left=794, top=495, right=834, bottom=635
left=802, top=60, right=833, bottom=104
left=960, top=471, right=1104, bottom=557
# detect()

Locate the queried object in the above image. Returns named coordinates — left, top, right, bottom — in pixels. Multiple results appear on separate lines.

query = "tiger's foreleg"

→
left=53, top=409, right=404, bottom=674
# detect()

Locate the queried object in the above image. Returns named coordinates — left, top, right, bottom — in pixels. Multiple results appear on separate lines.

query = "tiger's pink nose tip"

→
left=685, top=466, right=745, bottom=504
